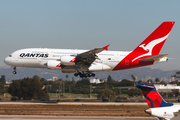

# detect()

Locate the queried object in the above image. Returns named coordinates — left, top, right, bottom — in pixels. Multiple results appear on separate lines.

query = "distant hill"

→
left=0, top=66, right=178, bottom=82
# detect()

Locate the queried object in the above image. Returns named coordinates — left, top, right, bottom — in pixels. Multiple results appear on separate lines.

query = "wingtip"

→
left=103, top=44, right=110, bottom=51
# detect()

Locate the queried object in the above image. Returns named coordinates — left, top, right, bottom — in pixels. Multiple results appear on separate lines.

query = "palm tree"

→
left=155, top=78, right=160, bottom=84
left=65, top=74, right=69, bottom=80
left=131, top=75, right=136, bottom=86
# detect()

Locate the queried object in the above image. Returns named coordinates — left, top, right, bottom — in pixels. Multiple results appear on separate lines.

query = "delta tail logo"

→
left=132, top=33, right=170, bottom=62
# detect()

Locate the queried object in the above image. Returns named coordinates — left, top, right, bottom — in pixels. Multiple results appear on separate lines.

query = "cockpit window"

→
left=8, top=55, right=12, bottom=57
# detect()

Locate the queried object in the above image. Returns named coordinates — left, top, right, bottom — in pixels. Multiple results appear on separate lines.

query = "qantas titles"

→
left=20, top=53, right=49, bottom=58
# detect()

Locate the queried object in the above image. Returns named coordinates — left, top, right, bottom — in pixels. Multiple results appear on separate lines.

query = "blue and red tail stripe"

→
left=136, top=83, right=173, bottom=108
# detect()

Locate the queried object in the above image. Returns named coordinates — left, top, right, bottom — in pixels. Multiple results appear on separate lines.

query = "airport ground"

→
left=0, top=115, right=157, bottom=120
left=0, top=102, right=158, bottom=120
left=0, top=97, right=179, bottom=119
left=0, top=102, right=150, bottom=117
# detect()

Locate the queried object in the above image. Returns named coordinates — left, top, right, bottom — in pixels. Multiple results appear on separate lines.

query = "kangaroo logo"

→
left=132, top=33, right=169, bottom=62
left=139, top=44, right=149, bottom=51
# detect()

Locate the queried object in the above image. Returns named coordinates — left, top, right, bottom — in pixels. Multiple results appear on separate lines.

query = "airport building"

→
left=90, top=78, right=104, bottom=84
left=155, top=84, right=180, bottom=92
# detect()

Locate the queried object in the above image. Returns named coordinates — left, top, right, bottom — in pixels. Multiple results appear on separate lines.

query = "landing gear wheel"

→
left=74, top=71, right=95, bottom=78
left=13, top=71, right=17, bottom=74
left=13, top=67, right=17, bottom=74
left=74, top=73, right=78, bottom=77
left=91, top=73, right=95, bottom=77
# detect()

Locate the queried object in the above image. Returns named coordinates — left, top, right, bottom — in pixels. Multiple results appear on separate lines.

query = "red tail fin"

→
left=113, top=21, right=175, bottom=71
left=132, top=21, right=175, bottom=62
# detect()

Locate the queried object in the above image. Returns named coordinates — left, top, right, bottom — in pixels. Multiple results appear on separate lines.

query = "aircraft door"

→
left=125, top=60, right=129, bottom=65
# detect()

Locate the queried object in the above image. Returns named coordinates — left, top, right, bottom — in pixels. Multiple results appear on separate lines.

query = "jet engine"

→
left=47, top=61, right=61, bottom=70
left=60, top=56, right=76, bottom=65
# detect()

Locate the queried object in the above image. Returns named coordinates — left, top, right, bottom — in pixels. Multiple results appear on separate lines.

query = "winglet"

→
left=103, top=44, right=110, bottom=51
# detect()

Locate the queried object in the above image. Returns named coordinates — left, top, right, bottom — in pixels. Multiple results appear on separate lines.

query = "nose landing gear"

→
left=13, top=67, right=17, bottom=74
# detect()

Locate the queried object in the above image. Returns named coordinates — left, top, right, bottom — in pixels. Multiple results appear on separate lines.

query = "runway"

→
left=0, top=103, right=158, bottom=119
left=0, top=115, right=156, bottom=120
left=0, top=102, right=148, bottom=105
left=0, top=102, right=179, bottom=105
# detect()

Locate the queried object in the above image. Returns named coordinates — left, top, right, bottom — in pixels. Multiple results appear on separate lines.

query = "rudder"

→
left=133, top=21, right=175, bottom=55
left=136, top=83, right=173, bottom=108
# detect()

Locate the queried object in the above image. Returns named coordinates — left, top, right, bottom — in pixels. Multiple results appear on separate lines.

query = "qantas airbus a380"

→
left=4, top=21, right=175, bottom=78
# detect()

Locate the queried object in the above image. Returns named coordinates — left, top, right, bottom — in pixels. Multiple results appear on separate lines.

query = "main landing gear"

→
left=74, top=72, right=95, bottom=78
left=13, top=67, right=17, bottom=74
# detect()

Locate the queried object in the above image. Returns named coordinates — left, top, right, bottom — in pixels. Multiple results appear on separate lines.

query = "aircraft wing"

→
left=173, top=110, right=180, bottom=120
left=139, top=54, right=168, bottom=62
left=62, top=45, right=110, bottom=72
left=75, top=45, right=109, bottom=66
left=76, top=45, right=109, bottom=58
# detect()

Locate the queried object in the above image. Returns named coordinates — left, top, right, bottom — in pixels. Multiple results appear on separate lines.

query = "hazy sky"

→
left=1, top=0, right=180, bottom=71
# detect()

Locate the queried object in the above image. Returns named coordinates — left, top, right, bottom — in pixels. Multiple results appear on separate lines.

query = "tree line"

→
left=8, top=75, right=49, bottom=100
left=0, top=75, right=139, bottom=101
left=0, top=74, right=180, bottom=101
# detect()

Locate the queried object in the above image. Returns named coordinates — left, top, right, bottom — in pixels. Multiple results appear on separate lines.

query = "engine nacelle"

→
left=148, top=107, right=175, bottom=120
left=61, top=56, right=76, bottom=65
left=47, top=61, right=61, bottom=70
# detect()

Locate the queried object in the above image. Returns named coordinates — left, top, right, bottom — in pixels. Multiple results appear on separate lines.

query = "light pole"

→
left=59, top=85, right=60, bottom=99
left=90, top=83, right=91, bottom=99
left=69, top=85, right=71, bottom=98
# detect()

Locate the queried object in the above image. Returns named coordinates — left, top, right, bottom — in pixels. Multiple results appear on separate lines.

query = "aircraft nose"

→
left=4, top=57, right=11, bottom=65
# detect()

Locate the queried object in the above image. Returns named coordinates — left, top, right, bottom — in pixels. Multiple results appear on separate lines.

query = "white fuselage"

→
left=4, top=48, right=129, bottom=73
left=4, top=22, right=174, bottom=76
left=147, top=105, right=180, bottom=120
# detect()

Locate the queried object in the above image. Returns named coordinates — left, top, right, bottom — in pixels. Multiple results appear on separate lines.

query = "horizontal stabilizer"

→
left=139, top=54, right=168, bottom=62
